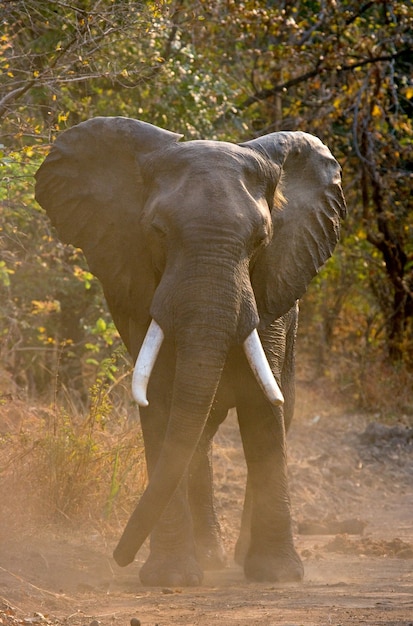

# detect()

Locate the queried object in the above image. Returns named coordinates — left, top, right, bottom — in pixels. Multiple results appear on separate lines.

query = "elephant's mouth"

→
left=132, top=319, right=284, bottom=408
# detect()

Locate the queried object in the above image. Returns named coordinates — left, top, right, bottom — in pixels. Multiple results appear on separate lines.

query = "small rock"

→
left=130, top=619, right=141, bottom=626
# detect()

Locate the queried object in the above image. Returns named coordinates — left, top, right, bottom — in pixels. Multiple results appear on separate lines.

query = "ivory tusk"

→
left=243, top=329, right=284, bottom=406
left=132, top=320, right=164, bottom=407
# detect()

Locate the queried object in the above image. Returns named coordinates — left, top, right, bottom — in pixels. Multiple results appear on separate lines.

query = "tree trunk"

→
left=361, top=138, right=412, bottom=365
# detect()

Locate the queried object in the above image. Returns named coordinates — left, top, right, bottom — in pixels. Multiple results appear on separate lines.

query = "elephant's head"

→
left=35, top=117, right=346, bottom=565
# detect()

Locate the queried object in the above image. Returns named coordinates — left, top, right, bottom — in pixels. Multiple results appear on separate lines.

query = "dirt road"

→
left=1, top=396, right=412, bottom=625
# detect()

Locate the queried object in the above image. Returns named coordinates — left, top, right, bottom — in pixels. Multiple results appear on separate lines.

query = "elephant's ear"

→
left=35, top=117, right=182, bottom=349
left=241, top=131, right=347, bottom=327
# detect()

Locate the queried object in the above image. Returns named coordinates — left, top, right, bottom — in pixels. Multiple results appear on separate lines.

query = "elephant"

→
left=35, top=117, right=346, bottom=586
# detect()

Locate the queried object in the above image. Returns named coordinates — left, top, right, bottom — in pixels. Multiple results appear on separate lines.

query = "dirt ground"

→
left=1, top=383, right=413, bottom=626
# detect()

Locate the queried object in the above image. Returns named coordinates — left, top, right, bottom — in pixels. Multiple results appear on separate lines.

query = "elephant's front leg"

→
left=141, top=419, right=226, bottom=585
left=139, top=476, right=203, bottom=586
left=138, top=417, right=203, bottom=586
left=236, top=394, right=303, bottom=582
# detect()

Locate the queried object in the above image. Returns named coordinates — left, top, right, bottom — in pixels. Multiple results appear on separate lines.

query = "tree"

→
left=1, top=0, right=172, bottom=398
left=200, top=0, right=413, bottom=365
left=1, top=0, right=412, bottom=408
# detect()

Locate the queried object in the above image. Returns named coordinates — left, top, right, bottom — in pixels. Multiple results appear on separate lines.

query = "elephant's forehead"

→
left=154, top=140, right=263, bottom=179
left=181, top=139, right=243, bottom=157
left=143, top=140, right=274, bottom=231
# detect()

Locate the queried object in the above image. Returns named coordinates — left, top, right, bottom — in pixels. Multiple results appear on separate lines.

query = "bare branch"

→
left=0, top=82, right=35, bottom=120
left=213, top=46, right=412, bottom=127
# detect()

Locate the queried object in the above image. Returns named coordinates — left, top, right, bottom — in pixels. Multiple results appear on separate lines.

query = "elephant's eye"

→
left=251, top=225, right=270, bottom=252
left=255, top=232, right=267, bottom=247
left=151, top=219, right=167, bottom=238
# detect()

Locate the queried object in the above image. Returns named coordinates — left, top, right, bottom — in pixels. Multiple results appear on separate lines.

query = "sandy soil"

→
left=1, top=386, right=413, bottom=626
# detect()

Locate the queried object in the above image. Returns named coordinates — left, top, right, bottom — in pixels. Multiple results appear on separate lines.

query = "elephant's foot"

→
left=244, top=545, right=304, bottom=583
left=140, top=552, right=203, bottom=587
left=195, top=536, right=227, bottom=570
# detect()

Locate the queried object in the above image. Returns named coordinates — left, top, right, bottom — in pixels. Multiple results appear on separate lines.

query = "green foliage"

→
left=0, top=138, right=124, bottom=398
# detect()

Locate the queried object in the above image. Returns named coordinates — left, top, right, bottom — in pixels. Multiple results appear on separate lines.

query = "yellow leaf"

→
left=406, top=86, right=413, bottom=99
left=372, top=104, right=381, bottom=117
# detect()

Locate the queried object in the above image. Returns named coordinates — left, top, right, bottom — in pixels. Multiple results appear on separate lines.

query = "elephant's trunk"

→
left=113, top=338, right=228, bottom=567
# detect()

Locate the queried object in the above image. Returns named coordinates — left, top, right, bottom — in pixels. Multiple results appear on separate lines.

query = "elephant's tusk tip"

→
left=137, top=399, right=150, bottom=407
left=272, top=396, right=284, bottom=407
left=132, top=374, right=150, bottom=406
left=132, top=387, right=149, bottom=407
left=267, top=388, right=284, bottom=407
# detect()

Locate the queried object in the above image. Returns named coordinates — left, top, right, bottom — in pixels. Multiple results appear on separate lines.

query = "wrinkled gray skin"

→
left=35, top=117, right=346, bottom=587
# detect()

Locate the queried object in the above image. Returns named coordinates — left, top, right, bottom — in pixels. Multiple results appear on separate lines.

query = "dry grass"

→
left=0, top=380, right=146, bottom=535
left=296, top=343, right=413, bottom=424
